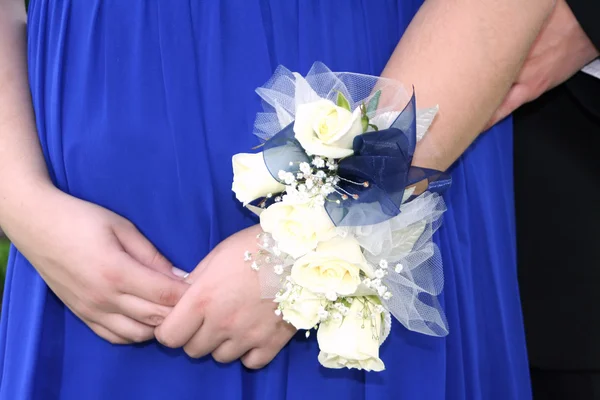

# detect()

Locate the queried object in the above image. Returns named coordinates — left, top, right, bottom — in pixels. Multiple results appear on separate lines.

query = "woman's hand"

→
left=0, top=0, right=188, bottom=345
left=3, top=186, right=190, bottom=345
left=155, top=225, right=296, bottom=369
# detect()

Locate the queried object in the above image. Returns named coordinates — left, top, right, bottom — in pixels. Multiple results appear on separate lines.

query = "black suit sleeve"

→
left=567, top=0, right=600, bottom=50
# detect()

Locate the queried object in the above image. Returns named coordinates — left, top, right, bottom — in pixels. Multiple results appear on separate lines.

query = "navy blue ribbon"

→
left=262, top=93, right=451, bottom=226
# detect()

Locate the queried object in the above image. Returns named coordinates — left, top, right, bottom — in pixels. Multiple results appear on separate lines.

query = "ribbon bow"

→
left=262, top=93, right=451, bottom=226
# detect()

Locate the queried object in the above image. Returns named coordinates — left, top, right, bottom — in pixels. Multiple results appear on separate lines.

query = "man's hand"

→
left=155, top=225, right=296, bottom=369
left=487, top=0, right=599, bottom=127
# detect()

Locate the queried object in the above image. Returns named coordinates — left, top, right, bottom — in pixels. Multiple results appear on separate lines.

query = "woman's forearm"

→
left=0, top=0, right=54, bottom=229
left=382, top=0, right=556, bottom=170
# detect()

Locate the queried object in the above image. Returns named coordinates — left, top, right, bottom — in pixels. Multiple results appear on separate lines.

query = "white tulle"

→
left=254, top=63, right=439, bottom=142
left=342, top=192, right=448, bottom=337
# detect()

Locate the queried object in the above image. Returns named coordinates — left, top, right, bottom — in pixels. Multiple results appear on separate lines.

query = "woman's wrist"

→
left=0, top=176, right=62, bottom=239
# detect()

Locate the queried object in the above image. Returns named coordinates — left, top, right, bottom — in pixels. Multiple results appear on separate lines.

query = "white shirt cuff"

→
left=582, top=59, right=600, bottom=79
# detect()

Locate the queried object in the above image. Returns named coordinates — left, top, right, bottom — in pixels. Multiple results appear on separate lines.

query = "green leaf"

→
left=361, top=115, right=369, bottom=132
left=336, top=91, right=351, bottom=111
left=366, top=90, right=382, bottom=114
left=368, top=123, right=379, bottom=131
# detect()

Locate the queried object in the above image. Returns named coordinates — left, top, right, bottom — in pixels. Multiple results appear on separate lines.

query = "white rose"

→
left=294, top=99, right=363, bottom=159
left=232, top=152, right=285, bottom=205
left=260, top=201, right=335, bottom=259
left=276, top=288, right=323, bottom=330
left=317, top=299, right=385, bottom=372
left=291, top=236, right=370, bottom=296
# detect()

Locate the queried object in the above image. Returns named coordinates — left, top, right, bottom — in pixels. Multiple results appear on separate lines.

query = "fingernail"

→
left=171, top=267, right=190, bottom=279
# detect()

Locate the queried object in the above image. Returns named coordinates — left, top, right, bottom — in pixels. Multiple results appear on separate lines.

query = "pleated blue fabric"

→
left=0, top=1, right=531, bottom=399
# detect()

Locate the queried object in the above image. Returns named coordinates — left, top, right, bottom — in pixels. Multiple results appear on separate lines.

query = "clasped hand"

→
left=11, top=186, right=293, bottom=368
left=155, top=225, right=296, bottom=369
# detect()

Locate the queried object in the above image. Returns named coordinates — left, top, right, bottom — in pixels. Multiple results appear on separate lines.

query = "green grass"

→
left=0, top=239, right=9, bottom=295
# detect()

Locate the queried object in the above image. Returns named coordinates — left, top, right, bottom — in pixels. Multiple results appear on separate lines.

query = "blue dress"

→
left=0, top=1, right=531, bottom=399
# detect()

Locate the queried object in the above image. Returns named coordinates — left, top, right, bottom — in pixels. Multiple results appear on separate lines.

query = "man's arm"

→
left=487, top=0, right=599, bottom=126
left=567, top=0, right=600, bottom=50
left=568, top=0, right=600, bottom=79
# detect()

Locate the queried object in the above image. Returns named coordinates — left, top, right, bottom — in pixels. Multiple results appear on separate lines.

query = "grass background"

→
left=0, top=240, right=8, bottom=296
